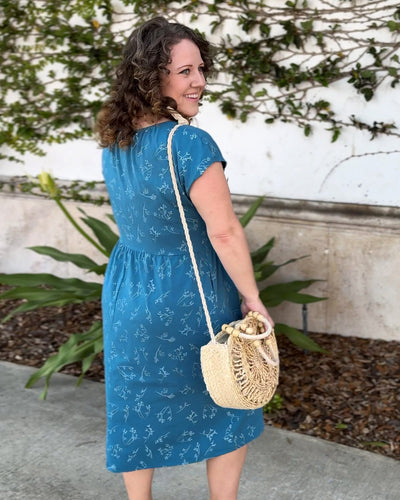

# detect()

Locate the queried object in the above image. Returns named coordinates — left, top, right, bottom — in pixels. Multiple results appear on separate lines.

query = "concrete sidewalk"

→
left=1, top=361, right=399, bottom=500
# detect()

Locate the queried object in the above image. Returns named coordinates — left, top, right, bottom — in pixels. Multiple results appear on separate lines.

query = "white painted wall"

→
left=1, top=94, right=399, bottom=207
left=1, top=2, right=399, bottom=207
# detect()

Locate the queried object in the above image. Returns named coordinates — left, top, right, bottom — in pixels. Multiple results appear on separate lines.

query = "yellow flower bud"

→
left=92, top=19, right=100, bottom=29
left=37, top=172, right=59, bottom=198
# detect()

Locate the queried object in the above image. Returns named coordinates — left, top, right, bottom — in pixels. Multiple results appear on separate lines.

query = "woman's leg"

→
left=206, top=445, right=248, bottom=500
left=122, top=468, right=155, bottom=500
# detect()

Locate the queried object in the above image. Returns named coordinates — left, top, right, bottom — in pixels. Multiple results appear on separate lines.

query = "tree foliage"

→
left=0, top=0, right=119, bottom=161
left=1, top=0, right=399, bottom=162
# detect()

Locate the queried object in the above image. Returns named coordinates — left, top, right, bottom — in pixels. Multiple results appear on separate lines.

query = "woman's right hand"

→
left=241, top=296, right=274, bottom=328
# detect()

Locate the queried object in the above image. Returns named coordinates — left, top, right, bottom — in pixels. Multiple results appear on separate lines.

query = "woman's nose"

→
left=192, top=69, right=206, bottom=87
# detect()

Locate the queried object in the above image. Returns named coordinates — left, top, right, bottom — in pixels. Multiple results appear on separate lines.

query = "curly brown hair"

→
left=96, top=17, right=214, bottom=149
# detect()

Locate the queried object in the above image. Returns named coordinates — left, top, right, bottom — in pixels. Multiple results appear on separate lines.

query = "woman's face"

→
left=161, top=38, right=206, bottom=118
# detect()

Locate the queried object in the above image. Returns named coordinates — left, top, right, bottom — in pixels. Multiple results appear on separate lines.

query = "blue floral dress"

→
left=102, top=121, right=264, bottom=472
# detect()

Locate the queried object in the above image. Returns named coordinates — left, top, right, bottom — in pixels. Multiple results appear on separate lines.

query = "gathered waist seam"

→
left=117, top=239, right=189, bottom=256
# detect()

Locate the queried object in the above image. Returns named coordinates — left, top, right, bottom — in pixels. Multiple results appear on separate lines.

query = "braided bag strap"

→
left=167, top=123, right=216, bottom=342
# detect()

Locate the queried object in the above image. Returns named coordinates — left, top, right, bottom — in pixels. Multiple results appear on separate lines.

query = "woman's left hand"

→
left=241, top=296, right=274, bottom=328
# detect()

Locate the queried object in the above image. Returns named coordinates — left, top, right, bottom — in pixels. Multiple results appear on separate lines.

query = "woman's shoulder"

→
left=174, top=123, right=220, bottom=150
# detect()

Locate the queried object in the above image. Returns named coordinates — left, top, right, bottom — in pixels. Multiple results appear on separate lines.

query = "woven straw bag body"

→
left=167, top=117, right=279, bottom=410
left=200, top=312, right=279, bottom=409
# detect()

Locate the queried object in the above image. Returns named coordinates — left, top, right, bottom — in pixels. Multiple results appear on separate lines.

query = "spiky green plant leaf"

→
left=275, top=323, right=328, bottom=352
left=260, top=280, right=326, bottom=307
left=29, top=246, right=105, bottom=274
left=254, top=255, right=309, bottom=281
left=251, top=237, right=275, bottom=264
left=25, top=321, right=103, bottom=399
left=0, top=273, right=98, bottom=289
left=0, top=274, right=101, bottom=322
left=239, top=196, right=264, bottom=228
left=79, top=209, right=119, bottom=255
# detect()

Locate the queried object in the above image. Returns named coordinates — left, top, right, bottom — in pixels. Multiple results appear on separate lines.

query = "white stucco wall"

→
left=2, top=97, right=400, bottom=207
left=2, top=3, right=399, bottom=207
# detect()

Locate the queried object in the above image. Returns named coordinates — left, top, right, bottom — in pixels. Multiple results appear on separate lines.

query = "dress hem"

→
left=106, top=426, right=265, bottom=474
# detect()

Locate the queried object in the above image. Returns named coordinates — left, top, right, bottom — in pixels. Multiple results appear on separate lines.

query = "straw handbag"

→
left=167, top=118, right=279, bottom=410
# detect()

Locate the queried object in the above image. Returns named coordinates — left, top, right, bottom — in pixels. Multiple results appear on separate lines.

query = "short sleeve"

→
left=172, top=125, right=226, bottom=195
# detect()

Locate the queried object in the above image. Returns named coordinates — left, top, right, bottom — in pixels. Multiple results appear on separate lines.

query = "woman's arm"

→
left=189, top=162, right=274, bottom=325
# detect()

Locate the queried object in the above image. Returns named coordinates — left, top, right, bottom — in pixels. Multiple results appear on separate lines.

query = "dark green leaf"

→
left=89, top=263, right=107, bottom=275
left=0, top=273, right=99, bottom=291
left=260, top=280, right=326, bottom=306
left=254, top=255, right=309, bottom=281
left=29, top=246, right=104, bottom=274
left=25, top=321, right=103, bottom=399
left=239, top=197, right=264, bottom=228
left=1, top=294, right=99, bottom=323
left=0, top=285, right=100, bottom=301
left=106, top=213, right=116, bottom=224
left=0, top=277, right=101, bottom=322
left=275, top=323, right=327, bottom=352
left=251, top=238, right=275, bottom=264
left=254, top=261, right=276, bottom=281
left=387, top=20, right=400, bottom=32
left=331, top=128, right=341, bottom=142
left=79, top=209, right=118, bottom=255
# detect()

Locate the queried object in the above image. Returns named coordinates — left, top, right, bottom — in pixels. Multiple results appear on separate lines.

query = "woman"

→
left=97, top=16, right=274, bottom=500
